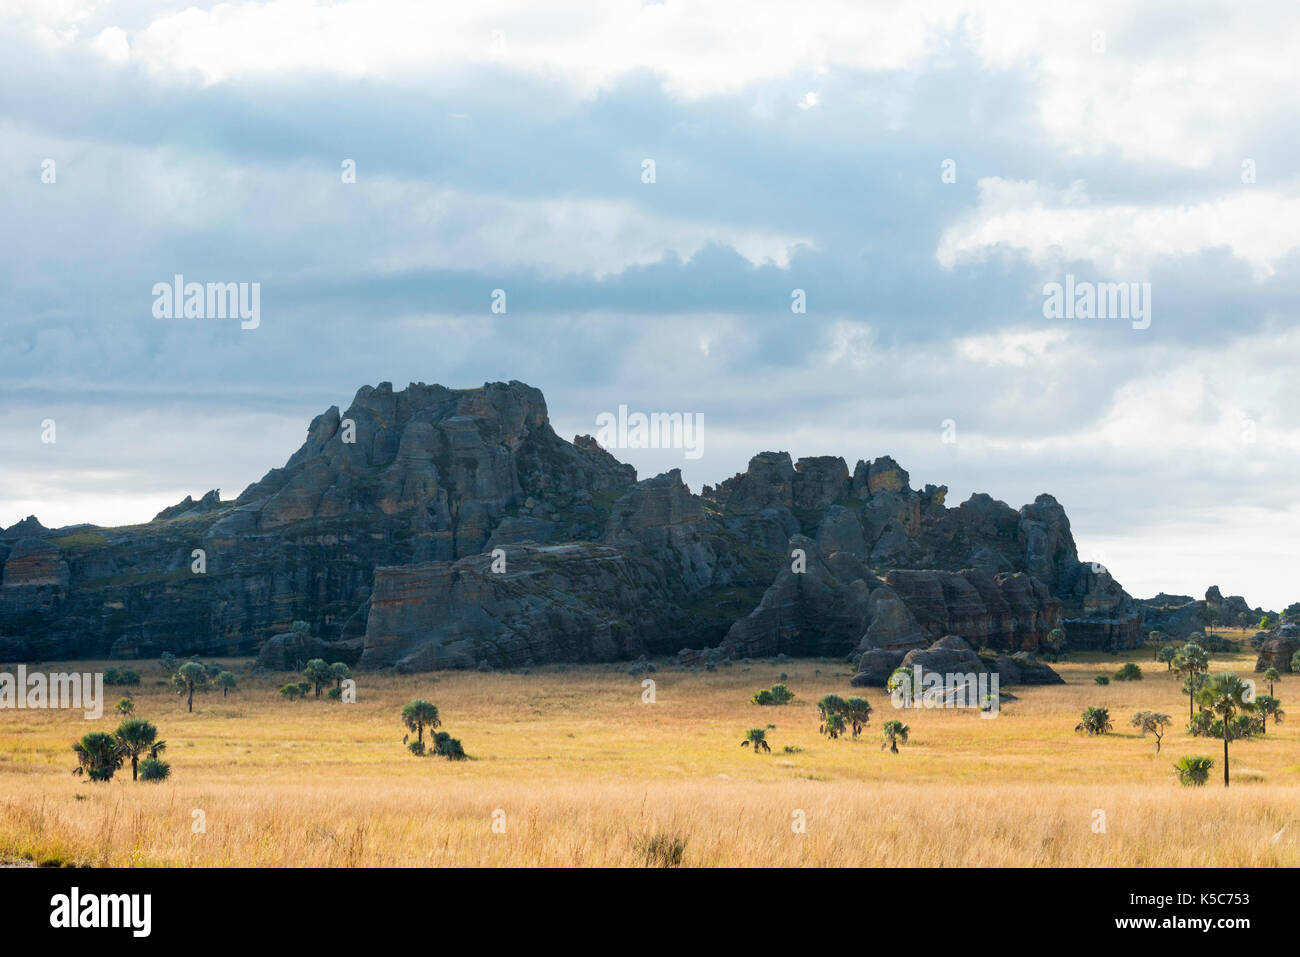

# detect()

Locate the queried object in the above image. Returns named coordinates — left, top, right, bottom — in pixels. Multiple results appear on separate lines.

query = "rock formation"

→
left=0, top=379, right=1144, bottom=669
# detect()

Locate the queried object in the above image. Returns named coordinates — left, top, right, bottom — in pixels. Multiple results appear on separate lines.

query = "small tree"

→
left=280, top=682, right=305, bottom=701
left=115, top=697, right=135, bottom=715
left=303, top=659, right=332, bottom=698
left=216, top=671, right=238, bottom=698
left=1148, top=630, right=1164, bottom=661
left=401, top=699, right=440, bottom=749
left=880, top=719, right=909, bottom=753
left=1254, top=694, right=1284, bottom=732
left=1075, top=706, right=1112, bottom=735
left=821, top=712, right=846, bottom=739
left=1114, top=662, right=1143, bottom=681
left=173, top=661, right=208, bottom=713
left=844, top=697, right=873, bottom=737
left=1130, top=711, right=1172, bottom=754
left=1173, top=643, right=1209, bottom=720
left=1174, top=755, right=1214, bottom=787
left=1157, top=646, right=1177, bottom=671
left=329, top=663, right=351, bottom=695
left=114, top=718, right=162, bottom=781
left=1195, top=672, right=1255, bottom=787
left=72, top=732, right=125, bottom=782
left=740, top=728, right=771, bottom=753
left=1263, top=667, right=1280, bottom=696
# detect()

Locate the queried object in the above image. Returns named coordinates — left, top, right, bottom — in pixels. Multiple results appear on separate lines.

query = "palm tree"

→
left=1129, top=711, right=1172, bottom=753
left=1075, top=706, right=1112, bottom=735
left=329, top=663, right=351, bottom=695
left=216, top=671, right=238, bottom=697
left=1174, top=755, right=1214, bottom=787
left=115, top=697, right=134, bottom=715
left=303, top=659, right=332, bottom=698
left=1157, top=646, right=1177, bottom=671
left=114, top=718, right=161, bottom=781
left=843, top=697, right=873, bottom=737
left=1195, top=673, right=1255, bottom=787
left=1263, top=667, right=1280, bottom=697
left=401, top=699, right=440, bottom=748
left=71, top=732, right=125, bottom=782
left=1254, top=694, right=1284, bottom=732
left=821, top=712, right=846, bottom=739
left=880, top=719, right=909, bottom=753
left=817, top=694, right=847, bottom=735
left=1173, top=643, right=1208, bottom=720
left=1149, top=630, right=1164, bottom=661
left=173, top=661, right=208, bottom=712
left=740, top=728, right=770, bottom=753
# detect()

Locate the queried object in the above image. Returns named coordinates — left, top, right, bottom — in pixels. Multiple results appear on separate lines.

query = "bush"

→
left=751, top=683, right=795, bottom=706
left=138, top=758, right=171, bottom=782
left=1094, top=675, right=1110, bottom=686
left=1075, top=706, right=1112, bottom=735
left=408, top=740, right=426, bottom=756
left=1174, top=755, right=1214, bottom=787
left=433, top=732, right=466, bottom=760
left=103, top=668, right=141, bottom=686
left=1114, top=662, right=1143, bottom=681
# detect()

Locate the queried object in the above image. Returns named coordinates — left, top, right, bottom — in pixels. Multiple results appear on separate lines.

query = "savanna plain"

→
left=2, top=636, right=1296, bottom=867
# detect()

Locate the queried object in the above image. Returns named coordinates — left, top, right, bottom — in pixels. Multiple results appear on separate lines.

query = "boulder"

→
left=1255, top=637, right=1300, bottom=673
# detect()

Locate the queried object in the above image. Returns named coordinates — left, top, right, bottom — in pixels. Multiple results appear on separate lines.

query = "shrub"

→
left=1094, top=675, right=1110, bottom=686
left=1075, top=706, right=1112, bottom=735
left=433, top=732, right=466, bottom=760
left=1114, top=662, right=1143, bottom=681
left=103, top=668, right=140, bottom=686
left=1174, top=755, right=1214, bottom=787
left=768, top=683, right=795, bottom=704
left=751, top=683, right=794, bottom=706
left=138, top=758, right=171, bottom=782
left=408, top=740, right=426, bottom=756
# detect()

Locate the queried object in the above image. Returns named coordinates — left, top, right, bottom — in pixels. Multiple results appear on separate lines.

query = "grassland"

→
left=1, top=638, right=1297, bottom=867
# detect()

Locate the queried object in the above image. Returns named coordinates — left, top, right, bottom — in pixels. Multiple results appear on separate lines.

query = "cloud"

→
left=937, top=177, right=1300, bottom=278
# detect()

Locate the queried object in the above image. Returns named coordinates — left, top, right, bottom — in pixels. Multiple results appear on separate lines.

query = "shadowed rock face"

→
left=0, top=379, right=1141, bottom=668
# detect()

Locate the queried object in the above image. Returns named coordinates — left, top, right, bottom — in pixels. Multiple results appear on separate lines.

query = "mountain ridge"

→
left=1, top=379, right=1142, bottom=667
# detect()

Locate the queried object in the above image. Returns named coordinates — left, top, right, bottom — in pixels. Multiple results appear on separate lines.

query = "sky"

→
left=1, top=0, right=1298, bottom=609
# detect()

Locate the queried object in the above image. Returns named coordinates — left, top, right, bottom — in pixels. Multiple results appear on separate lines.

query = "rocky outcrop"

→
left=154, top=489, right=224, bottom=522
left=851, top=635, right=1064, bottom=688
left=362, top=544, right=677, bottom=670
left=1138, top=586, right=1268, bottom=640
left=1255, top=636, right=1299, bottom=673
left=0, top=379, right=1144, bottom=669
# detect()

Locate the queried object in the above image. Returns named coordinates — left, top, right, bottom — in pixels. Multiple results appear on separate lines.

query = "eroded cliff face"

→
left=0, top=380, right=1142, bottom=668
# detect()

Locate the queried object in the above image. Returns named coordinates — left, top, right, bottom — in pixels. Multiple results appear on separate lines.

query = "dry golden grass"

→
left=1, top=645, right=1297, bottom=866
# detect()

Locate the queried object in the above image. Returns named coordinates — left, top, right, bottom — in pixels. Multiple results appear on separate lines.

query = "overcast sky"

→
left=2, top=1, right=1298, bottom=609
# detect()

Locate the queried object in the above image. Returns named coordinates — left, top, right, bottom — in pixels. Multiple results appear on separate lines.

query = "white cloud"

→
left=938, top=177, right=1300, bottom=278
left=39, top=0, right=1290, bottom=172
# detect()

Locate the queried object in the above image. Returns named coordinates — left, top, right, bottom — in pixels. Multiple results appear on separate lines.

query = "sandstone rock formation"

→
left=0, top=379, right=1145, bottom=670
left=1255, top=636, right=1299, bottom=673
